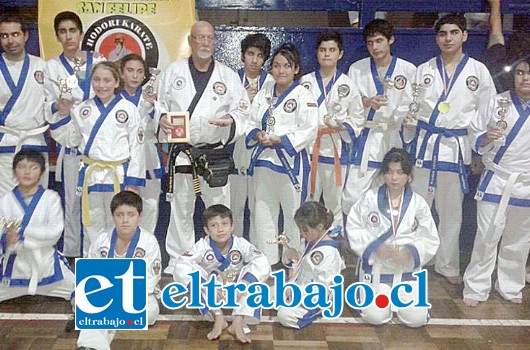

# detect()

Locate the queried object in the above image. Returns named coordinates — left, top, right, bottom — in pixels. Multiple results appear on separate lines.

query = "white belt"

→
left=0, top=125, right=49, bottom=154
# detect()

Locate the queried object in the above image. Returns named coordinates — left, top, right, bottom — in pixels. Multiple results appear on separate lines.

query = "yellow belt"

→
left=81, top=155, right=127, bottom=227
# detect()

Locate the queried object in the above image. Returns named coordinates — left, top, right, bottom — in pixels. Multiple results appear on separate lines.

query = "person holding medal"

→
left=44, top=11, right=105, bottom=262
left=346, top=148, right=439, bottom=327
left=342, top=19, right=416, bottom=217
left=277, top=201, right=345, bottom=329
left=77, top=191, right=161, bottom=350
left=463, top=57, right=530, bottom=306
left=402, top=14, right=496, bottom=285
left=245, top=43, right=318, bottom=266
left=300, top=31, right=364, bottom=226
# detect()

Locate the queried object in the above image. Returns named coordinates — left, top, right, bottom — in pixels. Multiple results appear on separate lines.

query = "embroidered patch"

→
left=80, top=106, right=91, bottom=119
left=411, top=218, right=419, bottom=232
left=238, top=99, right=249, bottom=111
left=99, top=247, right=109, bottom=258
left=34, top=70, right=44, bottom=84
left=415, top=159, right=423, bottom=167
left=137, top=127, right=145, bottom=144
left=466, top=75, right=479, bottom=91
left=475, top=191, right=484, bottom=200
left=205, top=252, right=215, bottom=262
left=310, top=251, right=324, bottom=265
left=368, top=211, right=380, bottom=226
left=284, top=99, right=297, bottom=113
left=213, top=81, right=227, bottom=95
left=393, top=75, right=407, bottom=90
left=115, top=110, right=128, bottom=123
left=230, top=250, right=242, bottom=264
left=422, top=74, right=434, bottom=87
left=152, top=259, right=161, bottom=276
left=307, top=102, right=317, bottom=108
left=134, top=247, right=146, bottom=258
left=172, top=76, right=185, bottom=90
left=183, top=251, right=193, bottom=257
left=301, top=81, right=312, bottom=90
left=337, top=84, right=350, bottom=97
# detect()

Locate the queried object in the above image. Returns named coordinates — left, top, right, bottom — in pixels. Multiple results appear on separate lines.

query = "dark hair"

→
left=241, top=33, right=271, bottom=63
left=317, top=31, right=343, bottom=52
left=271, top=43, right=303, bottom=80
left=294, top=201, right=333, bottom=232
left=0, top=15, right=28, bottom=33
left=203, top=204, right=233, bottom=225
left=92, top=61, right=123, bottom=94
left=13, top=149, right=45, bottom=173
left=506, top=31, right=530, bottom=63
left=435, top=14, right=467, bottom=33
left=110, top=191, right=143, bottom=214
left=381, top=148, right=414, bottom=178
left=363, top=19, right=394, bottom=42
left=120, top=54, right=150, bottom=86
left=53, top=11, right=83, bottom=35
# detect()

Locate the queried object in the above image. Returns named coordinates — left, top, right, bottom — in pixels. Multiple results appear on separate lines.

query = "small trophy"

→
left=382, top=77, right=394, bottom=99
left=494, top=97, right=512, bottom=147
left=265, top=96, right=276, bottom=136
left=57, top=57, right=82, bottom=101
left=1, top=217, right=22, bottom=284
left=143, top=67, right=161, bottom=98
left=407, top=83, right=423, bottom=126
left=166, top=112, right=191, bottom=143
left=267, top=233, right=291, bottom=249
left=220, top=269, right=237, bottom=284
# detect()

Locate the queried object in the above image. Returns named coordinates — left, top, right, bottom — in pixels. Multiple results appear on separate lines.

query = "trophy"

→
left=265, top=96, right=276, bottom=136
left=57, top=56, right=82, bottom=101
left=143, top=67, right=161, bottom=98
left=494, top=97, right=512, bottom=147
left=0, top=217, right=22, bottom=235
left=382, top=77, right=394, bottom=99
left=406, top=83, right=423, bottom=126
left=267, top=233, right=291, bottom=249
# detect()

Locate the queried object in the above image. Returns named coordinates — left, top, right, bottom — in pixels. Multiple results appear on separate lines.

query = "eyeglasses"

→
left=191, top=34, right=215, bottom=43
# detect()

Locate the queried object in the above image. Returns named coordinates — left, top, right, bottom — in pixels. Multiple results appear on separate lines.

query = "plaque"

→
left=166, top=111, right=190, bottom=143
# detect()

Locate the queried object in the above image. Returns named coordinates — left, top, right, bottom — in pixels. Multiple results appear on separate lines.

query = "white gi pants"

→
left=412, top=169, right=463, bottom=277
left=229, top=173, right=255, bottom=238
left=83, top=192, right=115, bottom=256
left=61, top=153, right=83, bottom=257
left=251, top=167, right=302, bottom=265
left=463, top=201, right=530, bottom=301
left=342, top=166, right=379, bottom=216
left=77, top=294, right=159, bottom=350
left=311, top=163, right=347, bottom=226
left=165, top=173, right=230, bottom=273
left=0, top=153, right=49, bottom=197
left=277, top=304, right=322, bottom=329
left=139, top=177, right=160, bottom=234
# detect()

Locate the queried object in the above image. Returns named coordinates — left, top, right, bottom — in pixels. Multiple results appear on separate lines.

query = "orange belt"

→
left=310, top=127, right=342, bottom=197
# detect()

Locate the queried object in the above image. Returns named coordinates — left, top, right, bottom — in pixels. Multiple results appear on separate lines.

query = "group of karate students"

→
left=0, top=7, right=529, bottom=348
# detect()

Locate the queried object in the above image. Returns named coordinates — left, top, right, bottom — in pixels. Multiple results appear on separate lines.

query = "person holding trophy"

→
left=119, top=54, right=163, bottom=234
left=463, top=58, right=530, bottom=306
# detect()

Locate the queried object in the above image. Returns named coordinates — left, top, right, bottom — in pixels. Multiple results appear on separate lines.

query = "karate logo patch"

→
left=284, top=99, right=297, bottom=113
left=34, top=70, right=44, bottom=84
left=393, top=75, right=407, bottom=90
left=230, top=250, right=242, bottom=264
left=310, top=251, right=323, bottom=265
left=115, top=110, right=128, bottom=123
left=368, top=211, right=380, bottom=226
left=99, top=247, right=109, bottom=258
left=137, top=127, right=145, bottom=144
left=238, top=99, right=249, bottom=111
left=152, top=259, right=161, bottom=276
left=466, top=76, right=479, bottom=91
left=134, top=247, right=146, bottom=258
left=80, top=106, right=91, bottom=119
left=337, top=84, right=350, bottom=97
left=301, top=81, right=312, bottom=90
left=173, top=76, right=185, bottom=90
left=422, top=74, right=434, bottom=87
left=213, top=81, right=227, bottom=95
left=205, top=253, right=215, bottom=262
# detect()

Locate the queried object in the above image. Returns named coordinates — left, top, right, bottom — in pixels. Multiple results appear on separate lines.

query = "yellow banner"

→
left=38, top=0, right=195, bottom=70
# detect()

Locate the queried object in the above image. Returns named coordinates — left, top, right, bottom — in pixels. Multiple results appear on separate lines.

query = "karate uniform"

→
left=44, top=51, right=104, bottom=257
left=463, top=91, right=530, bottom=302
left=0, top=54, right=49, bottom=195
left=121, top=88, right=164, bottom=233
left=230, top=69, right=274, bottom=238
left=157, top=58, right=250, bottom=271
left=246, top=82, right=319, bottom=264
left=173, top=235, right=270, bottom=323
left=404, top=55, right=496, bottom=278
left=346, top=185, right=439, bottom=327
left=343, top=56, right=416, bottom=214
left=300, top=71, right=364, bottom=225
left=50, top=95, right=146, bottom=254
left=0, top=186, right=74, bottom=303
left=77, top=226, right=162, bottom=350
left=277, top=229, right=345, bottom=329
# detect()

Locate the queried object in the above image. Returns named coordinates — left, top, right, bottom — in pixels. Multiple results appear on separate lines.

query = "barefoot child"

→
left=173, top=204, right=270, bottom=343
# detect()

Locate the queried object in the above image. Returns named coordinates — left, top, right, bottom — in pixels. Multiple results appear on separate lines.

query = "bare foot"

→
left=509, top=298, right=522, bottom=304
left=228, top=315, right=252, bottom=344
left=207, top=313, right=228, bottom=340
left=463, top=298, right=479, bottom=307
left=445, top=276, right=463, bottom=285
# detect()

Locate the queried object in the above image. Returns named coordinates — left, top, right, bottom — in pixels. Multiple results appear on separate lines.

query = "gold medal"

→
left=438, top=101, right=450, bottom=114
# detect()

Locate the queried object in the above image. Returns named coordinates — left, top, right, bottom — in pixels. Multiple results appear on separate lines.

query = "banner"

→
left=38, top=0, right=196, bottom=71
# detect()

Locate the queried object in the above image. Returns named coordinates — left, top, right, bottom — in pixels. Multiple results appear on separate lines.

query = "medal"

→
left=438, top=101, right=450, bottom=114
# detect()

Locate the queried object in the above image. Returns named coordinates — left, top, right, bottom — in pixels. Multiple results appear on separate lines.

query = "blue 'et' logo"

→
left=75, top=258, right=147, bottom=330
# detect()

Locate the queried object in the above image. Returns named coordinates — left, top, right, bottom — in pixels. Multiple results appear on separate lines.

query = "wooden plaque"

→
left=166, top=111, right=190, bottom=143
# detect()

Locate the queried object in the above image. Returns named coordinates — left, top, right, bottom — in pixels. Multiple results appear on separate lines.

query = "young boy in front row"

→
left=0, top=150, right=74, bottom=309
left=76, top=191, right=161, bottom=350
left=173, top=204, right=271, bottom=344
